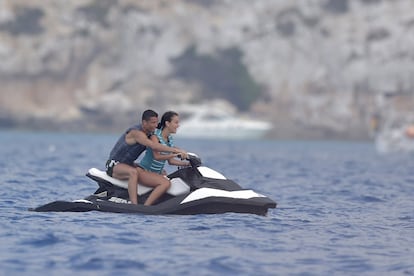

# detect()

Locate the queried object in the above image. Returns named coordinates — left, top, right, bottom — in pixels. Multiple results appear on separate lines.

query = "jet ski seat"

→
left=87, top=168, right=190, bottom=196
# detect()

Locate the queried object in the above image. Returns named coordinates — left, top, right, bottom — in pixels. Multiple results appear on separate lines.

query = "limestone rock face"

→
left=0, top=0, right=413, bottom=138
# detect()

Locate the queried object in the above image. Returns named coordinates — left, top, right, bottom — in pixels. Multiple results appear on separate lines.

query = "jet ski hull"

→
left=29, top=201, right=99, bottom=213
left=30, top=194, right=276, bottom=216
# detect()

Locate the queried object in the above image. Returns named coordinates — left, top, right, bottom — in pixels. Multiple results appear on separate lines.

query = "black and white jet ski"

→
left=30, top=154, right=277, bottom=216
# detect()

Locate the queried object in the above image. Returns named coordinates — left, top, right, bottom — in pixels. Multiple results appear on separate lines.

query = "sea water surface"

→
left=0, top=130, right=413, bottom=275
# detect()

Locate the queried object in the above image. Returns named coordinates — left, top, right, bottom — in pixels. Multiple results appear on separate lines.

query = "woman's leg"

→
left=136, top=168, right=171, bottom=206
left=112, top=163, right=140, bottom=204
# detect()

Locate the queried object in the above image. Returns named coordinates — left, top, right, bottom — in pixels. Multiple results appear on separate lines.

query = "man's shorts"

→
left=105, top=159, right=119, bottom=177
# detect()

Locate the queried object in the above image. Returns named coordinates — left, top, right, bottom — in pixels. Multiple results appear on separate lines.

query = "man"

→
left=106, top=109, right=187, bottom=205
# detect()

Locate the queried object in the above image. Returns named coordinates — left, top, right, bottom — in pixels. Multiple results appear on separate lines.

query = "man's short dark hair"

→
left=142, top=109, right=158, bottom=121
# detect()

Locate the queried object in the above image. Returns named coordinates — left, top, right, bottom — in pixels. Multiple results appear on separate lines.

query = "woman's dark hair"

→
left=158, top=111, right=178, bottom=129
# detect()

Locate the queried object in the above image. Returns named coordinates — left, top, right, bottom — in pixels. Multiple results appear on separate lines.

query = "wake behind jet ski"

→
left=30, top=154, right=277, bottom=216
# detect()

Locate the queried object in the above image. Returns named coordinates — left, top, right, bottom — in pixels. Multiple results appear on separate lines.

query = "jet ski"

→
left=30, top=154, right=277, bottom=216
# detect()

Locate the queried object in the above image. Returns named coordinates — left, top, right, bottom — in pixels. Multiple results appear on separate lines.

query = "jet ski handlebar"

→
left=177, top=152, right=202, bottom=167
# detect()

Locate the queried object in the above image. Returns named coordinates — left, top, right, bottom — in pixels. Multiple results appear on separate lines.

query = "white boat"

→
left=372, top=93, right=414, bottom=154
left=173, top=103, right=272, bottom=140
left=375, top=125, right=414, bottom=154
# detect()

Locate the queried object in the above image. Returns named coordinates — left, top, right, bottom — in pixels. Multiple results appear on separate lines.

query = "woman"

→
left=140, top=111, right=190, bottom=175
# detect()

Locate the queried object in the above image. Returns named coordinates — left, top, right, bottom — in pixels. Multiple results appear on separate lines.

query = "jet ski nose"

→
left=188, top=154, right=202, bottom=167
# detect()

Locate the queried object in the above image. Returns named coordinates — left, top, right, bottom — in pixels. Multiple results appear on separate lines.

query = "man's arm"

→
left=150, top=135, right=178, bottom=161
left=168, top=158, right=190, bottom=167
left=132, top=130, right=187, bottom=157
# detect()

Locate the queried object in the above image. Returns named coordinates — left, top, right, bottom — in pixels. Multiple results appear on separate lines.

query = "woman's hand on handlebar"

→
left=176, top=149, right=188, bottom=160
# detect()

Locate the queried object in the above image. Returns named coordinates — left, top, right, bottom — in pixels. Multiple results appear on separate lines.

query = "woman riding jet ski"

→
left=30, top=154, right=277, bottom=216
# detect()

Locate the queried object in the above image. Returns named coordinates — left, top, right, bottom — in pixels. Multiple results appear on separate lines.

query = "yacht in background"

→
left=372, top=93, right=414, bottom=154
left=172, top=101, right=272, bottom=140
left=375, top=124, right=414, bottom=154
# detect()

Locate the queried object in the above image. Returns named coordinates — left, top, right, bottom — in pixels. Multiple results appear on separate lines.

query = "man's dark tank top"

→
left=108, top=124, right=148, bottom=165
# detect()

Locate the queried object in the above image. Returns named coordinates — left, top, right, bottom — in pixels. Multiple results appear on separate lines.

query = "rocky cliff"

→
left=1, top=0, right=413, bottom=139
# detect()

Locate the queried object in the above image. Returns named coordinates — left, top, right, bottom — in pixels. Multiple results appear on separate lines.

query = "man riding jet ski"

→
left=30, top=154, right=277, bottom=216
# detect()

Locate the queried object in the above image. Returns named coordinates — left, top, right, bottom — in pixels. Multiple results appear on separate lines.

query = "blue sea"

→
left=1, top=130, right=413, bottom=275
